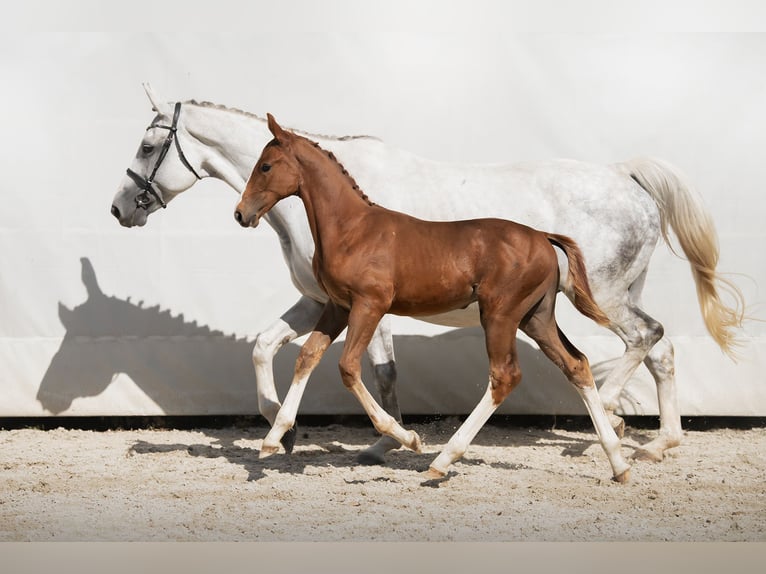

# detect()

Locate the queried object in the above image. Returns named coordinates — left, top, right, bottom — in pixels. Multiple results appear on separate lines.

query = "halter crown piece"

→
left=126, top=102, right=202, bottom=209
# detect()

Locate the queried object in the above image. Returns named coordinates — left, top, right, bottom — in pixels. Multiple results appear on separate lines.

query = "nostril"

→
left=234, top=210, right=243, bottom=223
left=111, top=205, right=121, bottom=219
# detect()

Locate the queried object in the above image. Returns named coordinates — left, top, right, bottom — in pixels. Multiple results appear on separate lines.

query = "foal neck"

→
left=294, top=138, right=377, bottom=244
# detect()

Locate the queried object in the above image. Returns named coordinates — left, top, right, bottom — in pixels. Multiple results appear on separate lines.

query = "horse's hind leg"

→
left=599, top=271, right=681, bottom=460
left=358, top=322, right=403, bottom=465
left=639, top=336, right=682, bottom=461
left=523, top=294, right=631, bottom=482
left=427, top=314, right=522, bottom=478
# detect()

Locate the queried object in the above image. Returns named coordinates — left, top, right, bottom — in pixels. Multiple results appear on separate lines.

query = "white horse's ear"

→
left=142, top=82, right=167, bottom=113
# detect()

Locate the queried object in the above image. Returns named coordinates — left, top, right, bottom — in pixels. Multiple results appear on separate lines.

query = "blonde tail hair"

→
left=617, top=157, right=746, bottom=358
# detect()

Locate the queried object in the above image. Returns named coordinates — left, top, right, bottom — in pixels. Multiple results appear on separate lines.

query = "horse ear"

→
left=58, top=302, right=73, bottom=326
left=267, top=113, right=292, bottom=144
left=142, top=82, right=168, bottom=113
left=80, top=257, right=103, bottom=299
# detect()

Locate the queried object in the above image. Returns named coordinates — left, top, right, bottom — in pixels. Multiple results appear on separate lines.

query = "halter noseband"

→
left=126, top=101, right=202, bottom=209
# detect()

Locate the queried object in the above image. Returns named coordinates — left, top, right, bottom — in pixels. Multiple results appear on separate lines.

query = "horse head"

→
left=111, top=84, right=204, bottom=227
left=235, top=114, right=302, bottom=228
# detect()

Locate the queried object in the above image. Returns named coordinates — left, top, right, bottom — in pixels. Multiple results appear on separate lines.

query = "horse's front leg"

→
left=259, top=302, right=349, bottom=458
left=252, top=296, right=326, bottom=453
left=359, top=317, right=403, bottom=465
left=339, top=304, right=421, bottom=454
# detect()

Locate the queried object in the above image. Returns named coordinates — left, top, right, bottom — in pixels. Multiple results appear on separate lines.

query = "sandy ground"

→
left=1, top=418, right=765, bottom=542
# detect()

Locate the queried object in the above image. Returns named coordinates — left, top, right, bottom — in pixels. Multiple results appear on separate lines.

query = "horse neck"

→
left=295, top=140, right=374, bottom=251
left=182, top=103, right=272, bottom=192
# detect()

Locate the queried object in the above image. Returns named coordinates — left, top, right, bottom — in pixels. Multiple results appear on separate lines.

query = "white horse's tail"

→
left=616, top=157, right=746, bottom=358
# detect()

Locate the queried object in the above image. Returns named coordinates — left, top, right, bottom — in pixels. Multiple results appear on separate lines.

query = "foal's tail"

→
left=545, top=233, right=611, bottom=327
left=616, top=157, right=746, bottom=358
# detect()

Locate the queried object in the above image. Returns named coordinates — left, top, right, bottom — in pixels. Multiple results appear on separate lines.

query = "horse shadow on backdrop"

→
left=38, top=258, right=639, bottom=477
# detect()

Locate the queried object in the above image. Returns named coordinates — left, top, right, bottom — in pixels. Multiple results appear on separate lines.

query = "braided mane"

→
left=184, top=100, right=378, bottom=142
left=306, top=139, right=376, bottom=207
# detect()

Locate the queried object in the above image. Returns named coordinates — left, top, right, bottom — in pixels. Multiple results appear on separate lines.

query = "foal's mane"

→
left=301, top=136, right=376, bottom=207
left=184, top=100, right=379, bottom=142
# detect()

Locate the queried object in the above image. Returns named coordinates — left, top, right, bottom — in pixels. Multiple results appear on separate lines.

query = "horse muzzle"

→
left=234, top=208, right=260, bottom=228
left=111, top=202, right=148, bottom=228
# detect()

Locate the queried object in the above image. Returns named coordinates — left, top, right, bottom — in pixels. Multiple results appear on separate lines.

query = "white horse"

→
left=112, top=84, right=744, bottom=463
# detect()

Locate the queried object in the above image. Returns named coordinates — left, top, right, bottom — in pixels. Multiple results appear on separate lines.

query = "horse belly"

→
left=417, top=304, right=481, bottom=328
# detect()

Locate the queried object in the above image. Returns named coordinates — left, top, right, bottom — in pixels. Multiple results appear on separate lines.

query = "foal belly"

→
left=416, top=303, right=482, bottom=328
left=387, top=278, right=481, bottom=326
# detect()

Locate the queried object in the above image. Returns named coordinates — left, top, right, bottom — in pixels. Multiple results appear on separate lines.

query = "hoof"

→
left=281, top=426, right=297, bottom=454
left=425, top=466, right=446, bottom=480
left=356, top=449, right=386, bottom=466
left=608, top=413, right=625, bottom=439
left=356, top=435, right=400, bottom=466
left=612, top=468, right=631, bottom=483
left=259, top=443, right=280, bottom=459
left=631, top=447, right=664, bottom=463
left=408, top=431, right=423, bottom=454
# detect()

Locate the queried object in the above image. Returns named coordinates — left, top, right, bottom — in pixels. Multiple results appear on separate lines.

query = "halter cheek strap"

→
left=126, top=101, right=202, bottom=209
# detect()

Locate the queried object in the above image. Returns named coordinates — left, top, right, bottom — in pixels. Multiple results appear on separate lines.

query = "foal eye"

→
left=142, top=144, right=155, bottom=155
left=261, top=163, right=272, bottom=173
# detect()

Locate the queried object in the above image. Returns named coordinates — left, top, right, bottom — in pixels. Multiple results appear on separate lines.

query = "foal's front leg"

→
left=339, top=304, right=422, bottom=454
left=259, top=303, right=349, bottom=458
left=252, top=295, right=325, bottom=452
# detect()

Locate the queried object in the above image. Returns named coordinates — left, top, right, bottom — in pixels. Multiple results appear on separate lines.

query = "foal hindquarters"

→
left=427, top=272, right=631, bottom=483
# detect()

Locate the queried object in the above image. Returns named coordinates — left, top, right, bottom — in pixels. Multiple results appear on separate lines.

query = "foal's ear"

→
left=267, top=113, right=293, bottom=144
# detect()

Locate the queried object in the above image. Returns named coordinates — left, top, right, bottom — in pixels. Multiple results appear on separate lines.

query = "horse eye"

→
left=261, top=163, right=271, bottom=173
left=142, top=144, right=154, bottom=155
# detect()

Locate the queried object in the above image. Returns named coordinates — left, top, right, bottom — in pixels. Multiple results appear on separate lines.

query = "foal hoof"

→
left=608, top=413, right=626, bottom=439
left=631, top=447, right=664, bottom=463
left=425, top=466, right=446, bottom=480
left=259, top=443, right=280, bottom=459
left=281, top=426, right=298, bottom=455
left=612, top=468, right=631, bottom=484
left=408, top=431, right=423, bottom=454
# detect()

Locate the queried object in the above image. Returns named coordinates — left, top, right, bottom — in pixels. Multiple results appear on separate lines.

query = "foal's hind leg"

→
left=524, top=297, right=631, bottom=482
left=427, top=321, right=522, bottom=479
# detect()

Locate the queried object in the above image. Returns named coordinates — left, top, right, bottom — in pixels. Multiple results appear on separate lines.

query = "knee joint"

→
left=338, top=359, right=360, bottom=388
left=252, top=332, right=291, bottom=365
left=624, top=308, right=665, bottom=350
left=570, top=357, right=594, bottom=389
left=490, top=364, right=522, bottom=404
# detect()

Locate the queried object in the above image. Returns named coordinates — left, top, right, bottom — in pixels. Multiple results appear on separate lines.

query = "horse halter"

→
left=126, top=101, right=202, bottom=209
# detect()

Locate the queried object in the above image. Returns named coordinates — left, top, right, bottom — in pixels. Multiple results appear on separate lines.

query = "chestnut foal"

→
left=235, top=115, right=630, bottom=482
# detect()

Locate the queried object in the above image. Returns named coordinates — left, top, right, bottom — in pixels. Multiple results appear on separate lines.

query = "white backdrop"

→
left=1, top=2, right=765, bottom=417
